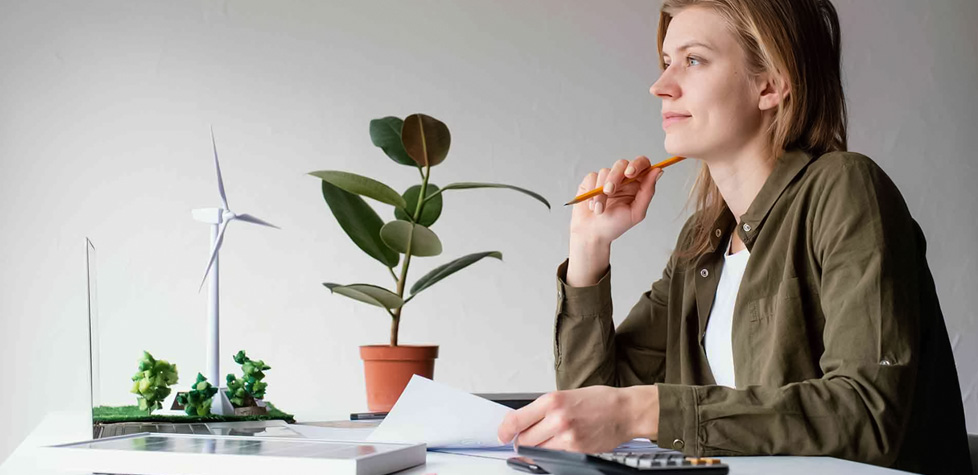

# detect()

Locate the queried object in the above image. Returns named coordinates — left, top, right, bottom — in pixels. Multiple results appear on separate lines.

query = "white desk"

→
left=1, top=412, right=910, bottom=475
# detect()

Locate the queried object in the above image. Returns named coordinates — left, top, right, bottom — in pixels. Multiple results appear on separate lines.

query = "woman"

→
left=496, top=0, right=970, bottom=473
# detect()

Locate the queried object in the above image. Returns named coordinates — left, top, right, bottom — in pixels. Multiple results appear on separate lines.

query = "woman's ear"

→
left=756, top=71, right=790, bottom=111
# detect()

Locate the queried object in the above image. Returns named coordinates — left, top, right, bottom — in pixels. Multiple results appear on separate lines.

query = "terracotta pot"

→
left=360, top=345, right=439, bottom=412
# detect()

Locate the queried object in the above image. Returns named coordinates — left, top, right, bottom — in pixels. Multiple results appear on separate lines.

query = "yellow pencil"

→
left=563, top=156, right=686, bottom=206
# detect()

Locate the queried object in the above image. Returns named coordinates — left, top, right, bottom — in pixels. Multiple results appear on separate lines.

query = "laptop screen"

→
left=86, top=238, right=102, bottom=418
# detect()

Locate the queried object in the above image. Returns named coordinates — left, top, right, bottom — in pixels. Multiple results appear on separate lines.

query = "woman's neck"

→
left=704, top=139, right=777, bottom=221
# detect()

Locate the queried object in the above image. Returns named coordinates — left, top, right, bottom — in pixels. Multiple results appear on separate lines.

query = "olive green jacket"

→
left=554, top=150, right=970, bottom=474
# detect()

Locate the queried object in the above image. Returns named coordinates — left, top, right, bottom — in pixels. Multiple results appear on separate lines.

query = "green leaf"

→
left=370, top=116, right=416, bottom=167
left=379, top=221, right=443, bottom=257
left=323, top=283, right=405, bottom=310
left=409, top=251, right=503, bottom=297
left=401, top=114, right=451, bottom=167
left=320, top=181, right=400, bottom=268
left=309, top=170, right=407, bottom=210
left=430, top=182, right=551, bottom=210
left=394, top=184, right=443, bottom=227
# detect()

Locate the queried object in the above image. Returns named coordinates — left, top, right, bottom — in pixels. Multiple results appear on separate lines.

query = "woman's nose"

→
left=650, top=67, right=678, bottom=99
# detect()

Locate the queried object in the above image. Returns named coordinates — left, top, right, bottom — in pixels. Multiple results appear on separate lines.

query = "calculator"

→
left=512, top=446, right=729, bottom=474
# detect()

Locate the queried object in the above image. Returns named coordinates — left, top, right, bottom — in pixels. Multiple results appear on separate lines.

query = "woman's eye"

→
left=686, top=56, right=701, bottom=66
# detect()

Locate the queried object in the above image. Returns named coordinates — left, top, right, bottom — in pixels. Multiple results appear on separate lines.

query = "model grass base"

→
left=93, top=402, right=294, bottom=424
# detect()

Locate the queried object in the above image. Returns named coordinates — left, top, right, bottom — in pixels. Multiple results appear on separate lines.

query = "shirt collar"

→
left=707, top=149, right=815, bottom=253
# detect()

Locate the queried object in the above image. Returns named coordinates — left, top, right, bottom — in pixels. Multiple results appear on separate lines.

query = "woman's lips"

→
left=662, top=114, right=691, bottom=129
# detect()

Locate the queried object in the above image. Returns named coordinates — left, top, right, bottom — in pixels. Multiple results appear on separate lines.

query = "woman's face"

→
left=651, top=7, right=768, bottom=161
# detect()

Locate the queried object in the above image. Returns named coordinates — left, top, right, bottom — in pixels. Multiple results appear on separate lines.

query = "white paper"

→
left=366, top=375, right=514, bottom=449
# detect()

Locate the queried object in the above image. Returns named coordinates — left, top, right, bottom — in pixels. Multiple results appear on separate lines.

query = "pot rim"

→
left=360, top=344, right=439, bottom=361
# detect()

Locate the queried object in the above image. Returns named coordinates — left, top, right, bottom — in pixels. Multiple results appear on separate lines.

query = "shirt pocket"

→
left=746, top=277, right=821, bottom=385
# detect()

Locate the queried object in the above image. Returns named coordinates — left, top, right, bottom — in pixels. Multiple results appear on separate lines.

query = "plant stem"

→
left=390, top=162, right=431, bottom=346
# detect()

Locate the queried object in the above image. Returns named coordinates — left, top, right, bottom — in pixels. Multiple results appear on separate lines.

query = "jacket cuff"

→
left=555, top=258, right=612, bottom=317
left=656, top=383, right=700, bottom=455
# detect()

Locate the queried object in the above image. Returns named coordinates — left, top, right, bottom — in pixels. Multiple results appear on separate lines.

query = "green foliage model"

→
left=310, top=113, right=550, bottom=346
left=130, top=351, right=178, bottom=412
left=225, top=350, right=271, bottom=407
left=176, top=373, right=219, bottom=416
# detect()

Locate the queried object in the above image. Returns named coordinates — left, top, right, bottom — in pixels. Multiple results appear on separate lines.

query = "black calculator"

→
left=512, top=446, right=729, bottom=474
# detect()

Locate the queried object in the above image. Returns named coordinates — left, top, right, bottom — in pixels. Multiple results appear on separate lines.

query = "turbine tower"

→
left=192, top=127, right=278, bottom=415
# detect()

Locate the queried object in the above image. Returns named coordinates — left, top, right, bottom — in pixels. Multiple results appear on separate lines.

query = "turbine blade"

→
left=198, top=220, right=231, bottom=292
left=210, top=126, right=229, bottom=210
left=234, top=213, right=280, bottom=229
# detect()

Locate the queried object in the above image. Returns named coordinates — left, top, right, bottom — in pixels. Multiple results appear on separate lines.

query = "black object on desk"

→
left=514, top=446, right=729, bottom=474
left=475, top=392, right=545, bottom=410
left=508, top=455, right=550, bottom=473
left=349, top=411, right=389, bottom=421
left=350, top=393, right=544, bottom=421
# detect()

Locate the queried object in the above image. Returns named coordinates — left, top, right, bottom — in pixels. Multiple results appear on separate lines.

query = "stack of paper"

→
left=368, top=375, right=514, bottom=449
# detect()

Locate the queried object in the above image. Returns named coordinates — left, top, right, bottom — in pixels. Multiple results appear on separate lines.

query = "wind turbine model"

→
left=192, top=128, right=278, bottom=415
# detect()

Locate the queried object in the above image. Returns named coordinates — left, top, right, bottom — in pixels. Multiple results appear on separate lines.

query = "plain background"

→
left=1, top=0, right=976, bottom=463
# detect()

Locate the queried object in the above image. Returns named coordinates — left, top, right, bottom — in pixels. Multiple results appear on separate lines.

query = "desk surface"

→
left=1, top=412, right=910, bottom=475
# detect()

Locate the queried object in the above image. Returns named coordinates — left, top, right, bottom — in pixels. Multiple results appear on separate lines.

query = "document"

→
left=367, top=375, right=514, bottom=449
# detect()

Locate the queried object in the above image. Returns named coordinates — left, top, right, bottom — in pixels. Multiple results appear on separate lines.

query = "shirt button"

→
left=743, top=223, right=752, bottom=233
left=700, top=269, right=709, bottom=278
left=880, top=358, right=892, bottom=366
left=673, top=438, right=685, bottom=450
left=714, top=229, right=722, bottom=238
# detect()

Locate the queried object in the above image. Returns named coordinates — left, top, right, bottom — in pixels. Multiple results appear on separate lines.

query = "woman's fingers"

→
left=592, top=167, right=611, bottom=214
left=539, top=433, right=573, bottom=451
left=497, top=396, right=552, bottom=444
left=625, top=156, right=651, bottom=179
left=602, top=159, right=631, bottom=197
left=512, top=413, right=564, bottom=447
left=579, top=156, right=656, bottom=216
left=578, top=172, right=597, bottom=211
left=577, top=172, right=598, bottom=194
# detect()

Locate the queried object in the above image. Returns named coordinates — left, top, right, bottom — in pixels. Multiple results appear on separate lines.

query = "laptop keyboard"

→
left=96, top=423, right=211, bottom=438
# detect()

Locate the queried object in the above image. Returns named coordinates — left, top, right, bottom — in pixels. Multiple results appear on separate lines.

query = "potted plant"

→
left=310, top=113, right=550, bottom=411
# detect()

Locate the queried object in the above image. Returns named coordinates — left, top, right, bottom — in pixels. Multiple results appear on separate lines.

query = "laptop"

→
left=37, top=239, right=426, bottom=475
left=84, top=238, right=297, bottom=439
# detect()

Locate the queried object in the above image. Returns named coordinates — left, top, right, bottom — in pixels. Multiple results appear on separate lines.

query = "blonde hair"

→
left=658, top=0, right=848, bottom=259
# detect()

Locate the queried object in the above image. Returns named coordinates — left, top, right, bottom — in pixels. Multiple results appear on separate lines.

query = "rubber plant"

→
left=130, top=351, right=179, bottom=413
left=310, top=113, right=551, bottom=346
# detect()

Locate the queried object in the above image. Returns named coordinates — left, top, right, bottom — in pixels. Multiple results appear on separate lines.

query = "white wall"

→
left=1, top=0, right=975, bottom=463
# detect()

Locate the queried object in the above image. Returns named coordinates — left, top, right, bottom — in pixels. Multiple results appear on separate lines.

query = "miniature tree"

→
left=225, top=350, right=270, bottom=407
left=176, top=373, right=219, bottom=416
left=130, top=351, right=178, bottom=412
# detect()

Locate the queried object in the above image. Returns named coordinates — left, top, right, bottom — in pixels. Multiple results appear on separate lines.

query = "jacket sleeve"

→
left=554, top=249, right=677, bottom=390
left=656, top=155, right=921, bottom=466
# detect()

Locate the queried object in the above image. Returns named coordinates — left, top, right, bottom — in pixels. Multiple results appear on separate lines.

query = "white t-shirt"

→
left=704, top=238, right=750, bottom=388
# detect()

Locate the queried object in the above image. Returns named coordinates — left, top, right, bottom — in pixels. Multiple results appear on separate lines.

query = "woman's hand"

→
left=570, top=156, right=664, bottom=246
left=497, top=385, right=661, bottom=454
left=565, top=156, right=664, bottom=286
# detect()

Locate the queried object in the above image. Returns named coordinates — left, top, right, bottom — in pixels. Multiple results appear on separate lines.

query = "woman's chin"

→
left=663, top=136, right=691, bottom=157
